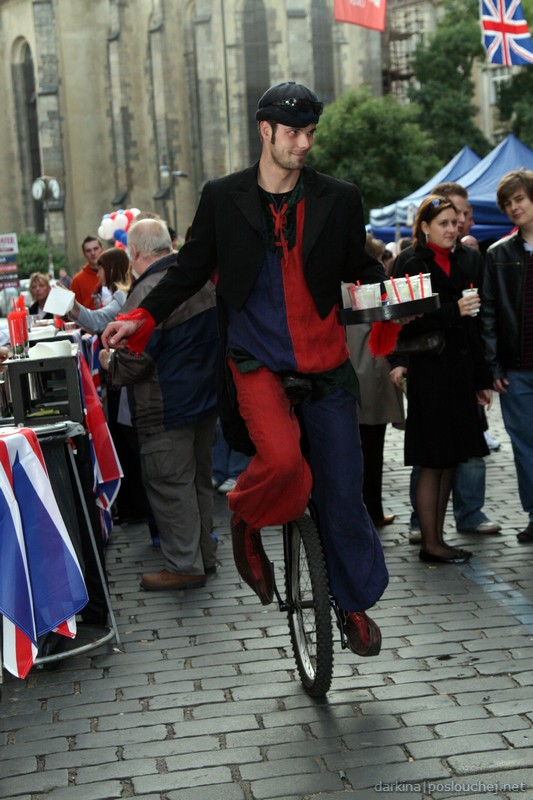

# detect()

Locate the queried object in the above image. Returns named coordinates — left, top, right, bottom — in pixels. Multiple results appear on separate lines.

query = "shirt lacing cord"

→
left=269, top=202, right=289, bottom=263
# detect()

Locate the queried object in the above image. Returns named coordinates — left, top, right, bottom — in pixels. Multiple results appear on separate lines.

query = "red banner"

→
left=334, top=0, right=386, bottom=32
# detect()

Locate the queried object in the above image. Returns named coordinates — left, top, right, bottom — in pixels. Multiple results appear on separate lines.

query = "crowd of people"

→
left=363, top=169, right=533, bottom=563
left=43, top=81, right=533, bottom=661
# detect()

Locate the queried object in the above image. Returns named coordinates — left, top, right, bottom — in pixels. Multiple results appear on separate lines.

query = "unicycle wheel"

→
left=285, top=514, right=334, bottom=697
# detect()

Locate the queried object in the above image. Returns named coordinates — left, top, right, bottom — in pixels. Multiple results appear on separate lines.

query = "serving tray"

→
left=338, top=294, right=441, bottom=325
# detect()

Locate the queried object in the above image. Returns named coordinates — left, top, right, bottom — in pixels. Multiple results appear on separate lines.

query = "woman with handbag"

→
left=389, top=195, right=492, bottom=564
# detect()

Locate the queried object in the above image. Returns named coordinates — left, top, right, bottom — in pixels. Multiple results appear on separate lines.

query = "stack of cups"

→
left=8, top=309, right=28, bottom=358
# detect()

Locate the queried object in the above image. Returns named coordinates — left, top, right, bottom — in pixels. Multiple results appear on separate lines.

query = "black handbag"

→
left=394, top=330, right=445, bottom=357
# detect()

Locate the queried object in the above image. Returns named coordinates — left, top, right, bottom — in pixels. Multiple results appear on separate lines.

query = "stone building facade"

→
left=0, top=0, right=381, bottom=270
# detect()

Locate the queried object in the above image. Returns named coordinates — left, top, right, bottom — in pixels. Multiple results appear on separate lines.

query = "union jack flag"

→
left=481, top=0, right=533, bottom=65
left=78, top=350, right=122, bottom=541
left=0, top=428, right=88, bottom=678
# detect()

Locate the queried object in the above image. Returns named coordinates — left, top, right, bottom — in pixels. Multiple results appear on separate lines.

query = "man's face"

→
left=266, top=122, right=316, bottom=171
left=502, top=188, right=533, bottom=229
left=83, top=240, right=103, bottom=270
left=128, top=244, right=143, bottom=279
left=448, top=194, right=469, bottom=236
left=463, top=206, right=475, bottom=235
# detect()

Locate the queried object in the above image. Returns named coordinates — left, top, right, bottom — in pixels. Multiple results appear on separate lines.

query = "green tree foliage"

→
left=409, top=0, right=491, bottom=161
left=308, top=87, right=441, bottom=217
left=16, top=232, right=67, bottom=279
left=523, top=0, right=533, bottom=26
left=497, top=68, right=533, bottom=148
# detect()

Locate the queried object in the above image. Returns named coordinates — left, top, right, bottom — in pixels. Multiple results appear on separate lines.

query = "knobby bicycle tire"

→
left=285, top=514, right=334, bottom=697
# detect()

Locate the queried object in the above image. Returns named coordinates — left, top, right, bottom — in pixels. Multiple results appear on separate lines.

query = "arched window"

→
left=23, top=47, right=42, bottom=191
left=311, top=0, right=334, bottom=105
left=243, top=0, right=270, bottom=161
left=13, top=43, right=43, bottom=231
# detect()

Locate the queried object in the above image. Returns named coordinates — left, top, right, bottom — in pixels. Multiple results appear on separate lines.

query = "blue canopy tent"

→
left=370, top=135, right=533, bottom=244
left=369, top=146, right=481, bottom=230
left=461, top=134, right=533, bottom=229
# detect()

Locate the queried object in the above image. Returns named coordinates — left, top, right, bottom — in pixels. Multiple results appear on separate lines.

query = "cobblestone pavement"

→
left=2, top=397, right=533, bottom=800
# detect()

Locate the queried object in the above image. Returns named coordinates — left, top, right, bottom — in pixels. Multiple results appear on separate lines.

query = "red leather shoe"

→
left=341, top=610, right=382, bottom=657
left=231, top=514, right=274, bottom=605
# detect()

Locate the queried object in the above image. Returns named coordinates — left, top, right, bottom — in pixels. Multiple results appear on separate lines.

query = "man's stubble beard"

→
left=271, top=148, right=307, bottom=172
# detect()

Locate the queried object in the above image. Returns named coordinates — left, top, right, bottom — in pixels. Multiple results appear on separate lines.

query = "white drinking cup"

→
left=391, top=278, right=412, bottom=303
left=421, top=274, right=432, bottom=298
left=462, top=287, right=480, bottom=316
left=384, top=280, right=398, bottom=304
left=352, top=284, right=381, bottom=309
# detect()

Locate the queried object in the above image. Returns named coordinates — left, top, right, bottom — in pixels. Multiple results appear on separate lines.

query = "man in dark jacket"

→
left=104, top=218, right=219, bottom=589
left=103, top=82, right=396, bottom=657
left=481, top=169, right=533, bottom=543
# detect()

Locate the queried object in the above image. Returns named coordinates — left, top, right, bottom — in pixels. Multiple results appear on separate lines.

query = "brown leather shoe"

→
left=140, top=570, right=205, bottom=591
left=231, top=514, right=274, bottom=605
left=341, top=610, right=382, bottom=657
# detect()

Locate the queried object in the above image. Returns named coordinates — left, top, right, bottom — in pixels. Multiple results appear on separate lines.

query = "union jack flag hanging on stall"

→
left=0, top=428, right=88, bottom=678
left=481, top=0, right=533, bottom=65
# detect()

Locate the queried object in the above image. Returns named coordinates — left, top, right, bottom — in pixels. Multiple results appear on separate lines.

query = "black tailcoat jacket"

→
left=139, top=163, right=386, bottom=452
left=141, top=163, right=385, bottom=324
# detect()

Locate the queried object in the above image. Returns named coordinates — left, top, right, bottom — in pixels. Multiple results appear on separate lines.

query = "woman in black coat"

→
left=389, top=195, right=492, bottom=564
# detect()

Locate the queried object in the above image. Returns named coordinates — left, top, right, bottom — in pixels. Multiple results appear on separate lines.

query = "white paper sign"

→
left=43, top=285, right=75, bottom=316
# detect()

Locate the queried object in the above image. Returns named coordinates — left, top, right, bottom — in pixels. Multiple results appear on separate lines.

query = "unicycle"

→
left=275, top=504, right=352, bottom=698
left=272, top=377, right=350, bottom=696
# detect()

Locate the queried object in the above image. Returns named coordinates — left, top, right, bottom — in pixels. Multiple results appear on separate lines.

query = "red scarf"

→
left=427, top=242, right=452, bottom=277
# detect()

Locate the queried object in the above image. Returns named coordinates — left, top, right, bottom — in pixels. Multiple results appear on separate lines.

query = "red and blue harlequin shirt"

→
left=227, top=177, right=356, bottom=395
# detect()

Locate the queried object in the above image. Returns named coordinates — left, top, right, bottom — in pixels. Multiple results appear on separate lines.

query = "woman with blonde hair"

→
left=29, top=272, right=53, bottom=319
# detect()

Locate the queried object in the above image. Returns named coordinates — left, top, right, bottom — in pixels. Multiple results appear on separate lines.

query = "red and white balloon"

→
left=98, top=208, right=141, bottom=249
